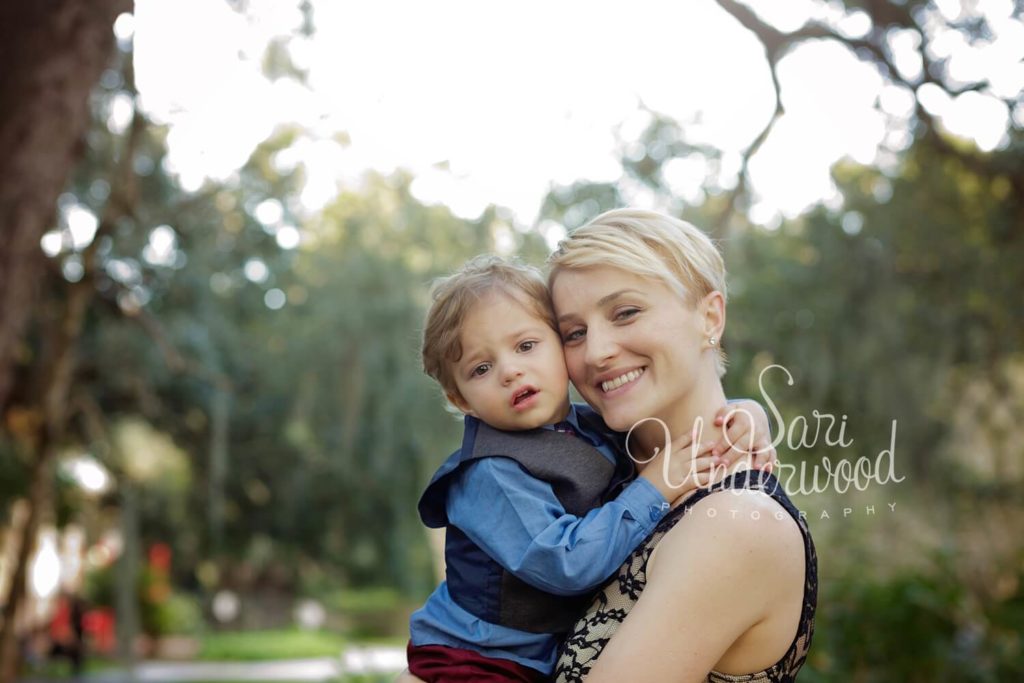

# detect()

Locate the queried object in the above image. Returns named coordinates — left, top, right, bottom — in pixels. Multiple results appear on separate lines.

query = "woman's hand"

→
left=712, top=401, right=778, bottom=473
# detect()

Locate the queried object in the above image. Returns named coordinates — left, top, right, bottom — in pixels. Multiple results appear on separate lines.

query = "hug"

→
left=400, top=209, right=816, bottom=683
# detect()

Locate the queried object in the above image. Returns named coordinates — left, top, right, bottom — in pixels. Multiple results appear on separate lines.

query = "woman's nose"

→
left=584, top=325, right=617, bottom=368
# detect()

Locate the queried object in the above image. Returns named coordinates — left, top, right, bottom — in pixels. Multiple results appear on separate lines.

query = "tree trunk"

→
left=0, top=453, right=54, bottom=682
left=0, top=267, right=94, bottom=682
left=0, top=0, right=130, bottom=414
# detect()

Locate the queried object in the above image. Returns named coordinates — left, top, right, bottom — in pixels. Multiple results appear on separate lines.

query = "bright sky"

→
left=125, top=0, right=1024, bottom=231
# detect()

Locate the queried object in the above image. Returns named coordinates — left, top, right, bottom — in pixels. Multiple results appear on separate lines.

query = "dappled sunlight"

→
left=123, top=0, right=1024, bottom=223
left=2, top=2, right=1023, bottom=681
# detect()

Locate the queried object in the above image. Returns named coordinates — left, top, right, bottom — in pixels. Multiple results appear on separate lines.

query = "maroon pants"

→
left=406, top=641, right=546, bottom=682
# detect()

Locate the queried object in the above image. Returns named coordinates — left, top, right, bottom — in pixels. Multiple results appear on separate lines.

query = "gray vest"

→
left=418, top=410, right=625, bottom=633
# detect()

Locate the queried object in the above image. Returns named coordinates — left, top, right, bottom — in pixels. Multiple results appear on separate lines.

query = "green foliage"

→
left=320, top=588, right=416, bottom=639
left=537, top=111, right=1024, bottom=679
left=9, top=5, right=1021, bottom=677
left=803, top=555, right=1024, bottom=682
left=323, top=588, right=403, bottom=615
left=83, top=563, right=116, bottom=610
left=0, top=437, right=27, bottom=518
left=46, top=37, right=537, bottom=602
left=197, top=629, right=346, bottom=661
left=84, top=563, right=203, bottom=637
left=142, top=592, right=205, bottom=638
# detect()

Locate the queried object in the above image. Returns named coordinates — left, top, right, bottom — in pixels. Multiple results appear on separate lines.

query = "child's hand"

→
left=638, top=428, right=728, bottom=504
left=712, top=400, right=779, bottom=474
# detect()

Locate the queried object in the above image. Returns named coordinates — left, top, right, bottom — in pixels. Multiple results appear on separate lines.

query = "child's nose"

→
left=502, top=364, right=524, bottom=384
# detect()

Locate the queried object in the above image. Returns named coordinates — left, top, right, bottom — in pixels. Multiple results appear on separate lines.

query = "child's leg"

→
left=406, top=641, right=545, bottom=682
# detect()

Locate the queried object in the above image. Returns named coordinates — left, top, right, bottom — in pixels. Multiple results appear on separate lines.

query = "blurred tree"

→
left=712, top=0, right=1024, bottom=233
left=3, top=23, right=554, bottom=660
left=0, top=4, right=130, bottom=678
left=0, top=0, right=130, bottom=415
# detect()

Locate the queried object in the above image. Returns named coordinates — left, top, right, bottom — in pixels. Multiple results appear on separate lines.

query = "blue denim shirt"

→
left=409, top=404, right=669, bottom=673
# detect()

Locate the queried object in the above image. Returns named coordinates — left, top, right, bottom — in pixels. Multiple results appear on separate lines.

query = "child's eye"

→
left=517, top=340, right=537, bottom=353
left=471, top=363, right=491, bottom=377
left=614, top=307, right=641, bottom=322
left=562, top=328, right=585, bottom=344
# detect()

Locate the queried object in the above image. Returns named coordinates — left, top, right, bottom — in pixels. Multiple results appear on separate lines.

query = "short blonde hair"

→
left=422, top=255, right=555, bottom=400
left=548, top=208, right=728, bottom=375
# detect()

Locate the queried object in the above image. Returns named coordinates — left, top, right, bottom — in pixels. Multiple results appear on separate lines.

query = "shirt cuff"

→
left=618, top=476, right=671, bottom=527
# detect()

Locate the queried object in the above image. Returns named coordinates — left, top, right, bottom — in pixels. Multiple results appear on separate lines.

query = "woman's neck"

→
left=634, top=364, right=728, bottom=464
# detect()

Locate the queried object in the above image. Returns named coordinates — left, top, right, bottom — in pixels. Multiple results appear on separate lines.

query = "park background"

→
left=1, top=0, right=1023, bottom=681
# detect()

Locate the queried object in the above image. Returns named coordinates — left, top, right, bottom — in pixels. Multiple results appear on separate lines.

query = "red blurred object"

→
left=48, top=597, right=74, bottom=646
left=148, top=543, right=172, bottom=572
left=83, top=608, right=116, bottom=654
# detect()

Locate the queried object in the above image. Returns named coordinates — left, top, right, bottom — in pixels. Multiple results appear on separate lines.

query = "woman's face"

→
left=551, top=266, right=716, bottom=432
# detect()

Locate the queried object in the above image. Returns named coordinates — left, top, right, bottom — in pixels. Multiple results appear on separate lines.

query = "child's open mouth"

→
left=511, top=386, right=539, bottom=409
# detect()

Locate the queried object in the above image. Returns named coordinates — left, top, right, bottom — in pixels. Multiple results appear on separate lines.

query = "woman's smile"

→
left=596, top=366, right=646, bottom=395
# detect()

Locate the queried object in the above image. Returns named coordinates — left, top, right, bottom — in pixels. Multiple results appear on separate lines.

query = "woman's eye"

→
left=518, top=340, right=536, bottom=352
left=471, top=363, right=491, bottom=377
left=615, top=307, right=640, bottom=322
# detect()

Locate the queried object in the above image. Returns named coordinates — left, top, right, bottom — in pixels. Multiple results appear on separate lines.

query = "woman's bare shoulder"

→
left=650, top=487, right=804, bottom=583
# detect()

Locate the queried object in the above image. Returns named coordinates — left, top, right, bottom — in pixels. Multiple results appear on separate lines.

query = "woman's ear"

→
left=700, top=290, right=726, bottom=344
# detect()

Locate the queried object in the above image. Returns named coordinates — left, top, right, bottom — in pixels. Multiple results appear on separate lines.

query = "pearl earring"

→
left=709, top=337, right=717, bottom=347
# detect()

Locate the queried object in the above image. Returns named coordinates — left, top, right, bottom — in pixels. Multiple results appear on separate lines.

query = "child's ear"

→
left=446, top=391, right=476, bottom=416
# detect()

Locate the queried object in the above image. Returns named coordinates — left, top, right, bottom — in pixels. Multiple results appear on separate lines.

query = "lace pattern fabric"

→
left=553, top=470, right=817, bottom=683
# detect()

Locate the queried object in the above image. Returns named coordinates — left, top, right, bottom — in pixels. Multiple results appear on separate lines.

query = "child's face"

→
left=447, top=291, right=571, bottom=431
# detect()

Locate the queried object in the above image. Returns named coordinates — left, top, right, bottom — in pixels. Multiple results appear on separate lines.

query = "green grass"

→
left=197, top=629, right=347, bottom=661
left=322, top=588, right=403, bottom=615
left=346, top=636, right=407, bottom=648
left=186, top=679, right=392, bottom=683
left=22, top=656, right=120, bottom=678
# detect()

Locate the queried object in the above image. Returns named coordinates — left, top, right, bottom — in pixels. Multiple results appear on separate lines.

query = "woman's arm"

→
left=583, top=490, right=805, bottom=683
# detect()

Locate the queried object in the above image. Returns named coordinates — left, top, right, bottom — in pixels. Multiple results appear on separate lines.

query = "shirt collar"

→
left=540, top=402, right=578, bottom=431
left=541, top=403, right=602, bottom=447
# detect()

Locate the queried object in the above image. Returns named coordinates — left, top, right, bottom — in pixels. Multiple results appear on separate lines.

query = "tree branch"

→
left=710, top=0, right=1021, bottom=221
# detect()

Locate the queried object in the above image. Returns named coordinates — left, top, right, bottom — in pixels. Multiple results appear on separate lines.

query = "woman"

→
left=547, top=208, right=816, bottom=682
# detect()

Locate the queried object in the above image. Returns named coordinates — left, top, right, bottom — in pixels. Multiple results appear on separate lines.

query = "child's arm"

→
left=445, top=433, right=724, bottom=597
left=447, top=457, right=671, bottom=596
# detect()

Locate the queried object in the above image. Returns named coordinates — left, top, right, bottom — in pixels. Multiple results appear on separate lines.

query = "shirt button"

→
left=650, top=507, right=662, bottom=522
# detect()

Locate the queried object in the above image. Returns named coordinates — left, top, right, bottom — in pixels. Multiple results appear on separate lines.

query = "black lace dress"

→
left=554, top=469, right=817, bottom=682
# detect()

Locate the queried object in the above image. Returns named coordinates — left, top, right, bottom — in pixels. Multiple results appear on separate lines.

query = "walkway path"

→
left=18, top=645, right=407, bottom=683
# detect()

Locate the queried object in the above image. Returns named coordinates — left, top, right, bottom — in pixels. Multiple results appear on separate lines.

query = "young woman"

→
left=547, top=208, right=816, bottom=682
